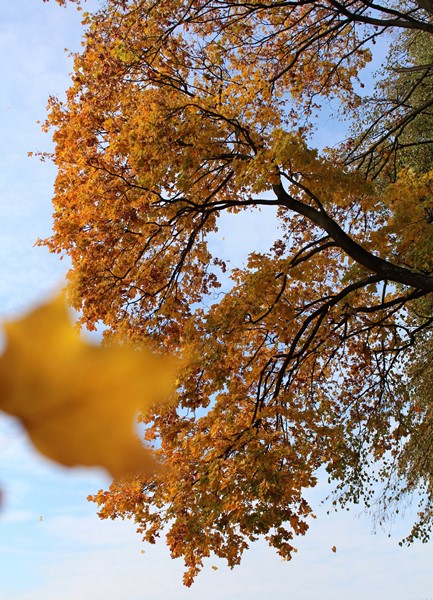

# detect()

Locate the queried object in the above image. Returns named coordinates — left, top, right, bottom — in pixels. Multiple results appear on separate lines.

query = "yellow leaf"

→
left=0, top=294, right=179, bottom=479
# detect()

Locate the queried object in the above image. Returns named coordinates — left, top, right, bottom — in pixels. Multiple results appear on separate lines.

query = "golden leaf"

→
left=0, top=294, right=178, bottom=479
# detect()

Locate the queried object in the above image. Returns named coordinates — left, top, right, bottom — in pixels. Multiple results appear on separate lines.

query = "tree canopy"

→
left=43, top=0, right=433, bottom=585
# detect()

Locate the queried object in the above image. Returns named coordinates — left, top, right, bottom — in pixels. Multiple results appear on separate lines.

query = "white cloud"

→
left=3, top=512, right=433, bottom=600
left=1, top=474, right=432, bottom=600
left=0, top=510, right=35, bottom=524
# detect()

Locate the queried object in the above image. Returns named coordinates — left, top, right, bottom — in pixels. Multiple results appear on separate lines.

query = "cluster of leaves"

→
left=37, top=0, right=433, bottom=585
left=345, top=13, right=433, bottom=537
left=348, top=13, right=433, bottom=178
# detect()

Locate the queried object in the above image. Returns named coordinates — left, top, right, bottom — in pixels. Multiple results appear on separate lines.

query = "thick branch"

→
left=272, top=181, right=433, bottom=292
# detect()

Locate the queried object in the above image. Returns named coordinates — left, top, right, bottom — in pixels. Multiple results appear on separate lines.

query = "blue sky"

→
left=0, top=2, right=432, bottom=599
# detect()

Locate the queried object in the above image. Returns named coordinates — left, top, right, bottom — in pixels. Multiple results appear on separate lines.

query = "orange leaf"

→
left=0, top=294, right=179, bottom=479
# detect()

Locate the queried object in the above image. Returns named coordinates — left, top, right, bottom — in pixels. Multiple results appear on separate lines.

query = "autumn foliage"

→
left=26, top=0, right=433, bottom=585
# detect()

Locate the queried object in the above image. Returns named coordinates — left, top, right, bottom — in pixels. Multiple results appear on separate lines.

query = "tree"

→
left=42, top=0, right=433, bottom=585
left=346, top=14, right=433, bottom=539
left=347, top=8, right=433, bottom=178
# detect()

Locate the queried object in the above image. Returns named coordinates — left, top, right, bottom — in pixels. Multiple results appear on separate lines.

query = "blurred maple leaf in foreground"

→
left=0, top=294, right=178, bottom=479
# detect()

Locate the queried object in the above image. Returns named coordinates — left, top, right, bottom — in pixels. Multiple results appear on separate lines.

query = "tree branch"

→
left=272, top=181, right=433, bottom=291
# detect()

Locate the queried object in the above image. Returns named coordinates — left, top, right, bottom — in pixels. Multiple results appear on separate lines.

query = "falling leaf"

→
left=0, top=294, right=179, bottom=479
